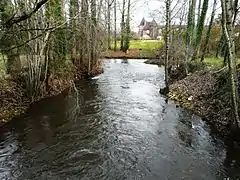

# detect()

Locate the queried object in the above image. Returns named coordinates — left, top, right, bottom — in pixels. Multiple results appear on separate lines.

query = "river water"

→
left=0, top=59, right=240, bottom=179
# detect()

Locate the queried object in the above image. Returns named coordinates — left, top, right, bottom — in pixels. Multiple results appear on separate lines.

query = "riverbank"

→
left=0, top=76, right=28, bottom=123
left=0, top=73, right=74, bottom=123
left=167, top=68, right=240, bottom=138
left=145, top=56, right=240, bottom=138
left=102, top=49, right=158, bottom=59
left=2, top=59, right=238, bottom=179
left=0, top=53, right=105, bottom=124
left=144, top=59, right=164, bottom=66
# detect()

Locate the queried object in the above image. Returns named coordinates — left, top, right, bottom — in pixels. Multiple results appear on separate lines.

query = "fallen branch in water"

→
left=212, top=66, right=227, bottom=74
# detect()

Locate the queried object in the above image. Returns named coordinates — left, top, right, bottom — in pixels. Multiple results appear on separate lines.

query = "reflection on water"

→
left=121, top=59, right=129, bottom=64
left=0, top=59, right=240, bottom=179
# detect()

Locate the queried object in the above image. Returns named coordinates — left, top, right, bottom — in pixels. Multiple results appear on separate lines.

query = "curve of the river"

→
left=0, top=59, right=239, bottom=179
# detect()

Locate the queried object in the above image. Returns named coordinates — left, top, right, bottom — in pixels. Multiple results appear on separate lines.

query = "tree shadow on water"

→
left=121, top=59, right=129, bottom=64
left=223, top=140, right=240, bottom=178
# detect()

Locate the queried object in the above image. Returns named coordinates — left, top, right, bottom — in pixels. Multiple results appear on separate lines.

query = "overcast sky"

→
left=130, top=0, right=163, bottom=31
left=120, top=0, right=222, bottom=32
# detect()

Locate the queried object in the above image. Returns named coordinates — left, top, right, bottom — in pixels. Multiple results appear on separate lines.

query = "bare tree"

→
left=107, top=0, right=111, bottom=49
left=221, top=0, right=240, bottom=128
left=120, top=0, right=126, bottom=51
left=114, top=0, right=117, bottom=51
left=192, top=0, right=209, bottom=59
left=186, top=0, right=196, bottom=47
left=201, top=0, right=217, bottom=61
left=165, top=0, right=171, bottom=91
left=0, top=0, right=105, bottom=100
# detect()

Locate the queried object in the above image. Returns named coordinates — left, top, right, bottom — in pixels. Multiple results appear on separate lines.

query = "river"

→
left=0, top=59, right=239, bottom=179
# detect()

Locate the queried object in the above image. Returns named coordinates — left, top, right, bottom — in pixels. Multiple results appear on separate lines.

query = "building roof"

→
left=139, top=17, right=158, bottom=30
left=139, top=18, right=146, bottom=26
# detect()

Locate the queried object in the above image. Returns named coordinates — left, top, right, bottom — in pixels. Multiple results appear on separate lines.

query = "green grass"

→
left=0, top=55, right=6, bottom=76
left=197, top=57, right=240, bottom=69
left=200, top=57, right=224, bottom=68
left=113, top=40, right=163, bottom=49
left=130, top=40, right=163, bottom=49
left=111, top=40, right=163, bottom=57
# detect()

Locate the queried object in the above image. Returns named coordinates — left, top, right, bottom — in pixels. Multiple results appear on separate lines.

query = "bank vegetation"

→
left=160, top=0, right=240, bottom=137
left=0, top=0, right=111, bottom=122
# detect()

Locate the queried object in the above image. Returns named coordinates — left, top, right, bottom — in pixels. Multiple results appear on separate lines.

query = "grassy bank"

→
left=103, top=40, right=163, bottom=58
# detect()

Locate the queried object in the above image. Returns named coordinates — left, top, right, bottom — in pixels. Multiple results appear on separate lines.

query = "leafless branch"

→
left=5, top=0, right=49, bottom=27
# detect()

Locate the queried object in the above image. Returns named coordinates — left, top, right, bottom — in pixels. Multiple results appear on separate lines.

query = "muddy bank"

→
left=144, top=59, right=164, bottom=66
left=0, top=57, right=104, bottom=123
left=0, top=73, right=74, bottom=124
left=0, top=76, right=29, bottom=123
left=167, top=69, right=238, bottom=137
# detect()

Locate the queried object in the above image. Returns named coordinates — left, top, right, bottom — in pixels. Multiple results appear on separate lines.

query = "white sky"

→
left=117, top=0, right=223, bottom=32
left=63, top=0, right=224, bottom=32
left=130, top=0, right=164, bottom=31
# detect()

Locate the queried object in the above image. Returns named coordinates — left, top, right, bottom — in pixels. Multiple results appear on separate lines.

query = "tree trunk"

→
left=221, top=0, right=240, bottom=128
left=46, top=0, right=66, bottom=66
left=216, top=33, right=224, bottom=58
left=186, top=0, right=196, bottom=46
left=192, top=0, right=209, bottom=60
left=233, top=0, right=239, bottom=24
left=114, top=0, right=117, bottom=51
left=165, top=0, right=171, bottom=91
left=69, top=0, right=79, bottom=55
left=123, top=0, right=131, bottom=52
left=197, top=0, right=202, bottom=25
left=185, top=0, right=196, bottom=74
left=97, top=0, right=104, bottom=20
left=107, top=0, right=111, bottom=50
left=91, top=0, right=97, bottom=71
left=201, top=0, right=217, bottom=61
left=120, top=0, right=126, bottom=51
left=0, top=0, right=20, bottom=74
left=80, top=0, right=89, bottom=72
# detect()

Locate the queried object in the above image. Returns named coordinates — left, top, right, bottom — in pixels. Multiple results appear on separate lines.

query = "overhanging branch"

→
left=5, top=0, right=49, bottom=27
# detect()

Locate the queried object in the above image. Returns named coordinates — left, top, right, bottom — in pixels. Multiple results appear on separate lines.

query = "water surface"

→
left=0, top=59, right=240, bottom=179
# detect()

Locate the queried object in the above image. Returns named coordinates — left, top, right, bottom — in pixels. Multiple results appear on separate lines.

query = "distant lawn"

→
left=110, top=40, right=163, bottom=57
left=112, top=39, right=163, bottom=49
